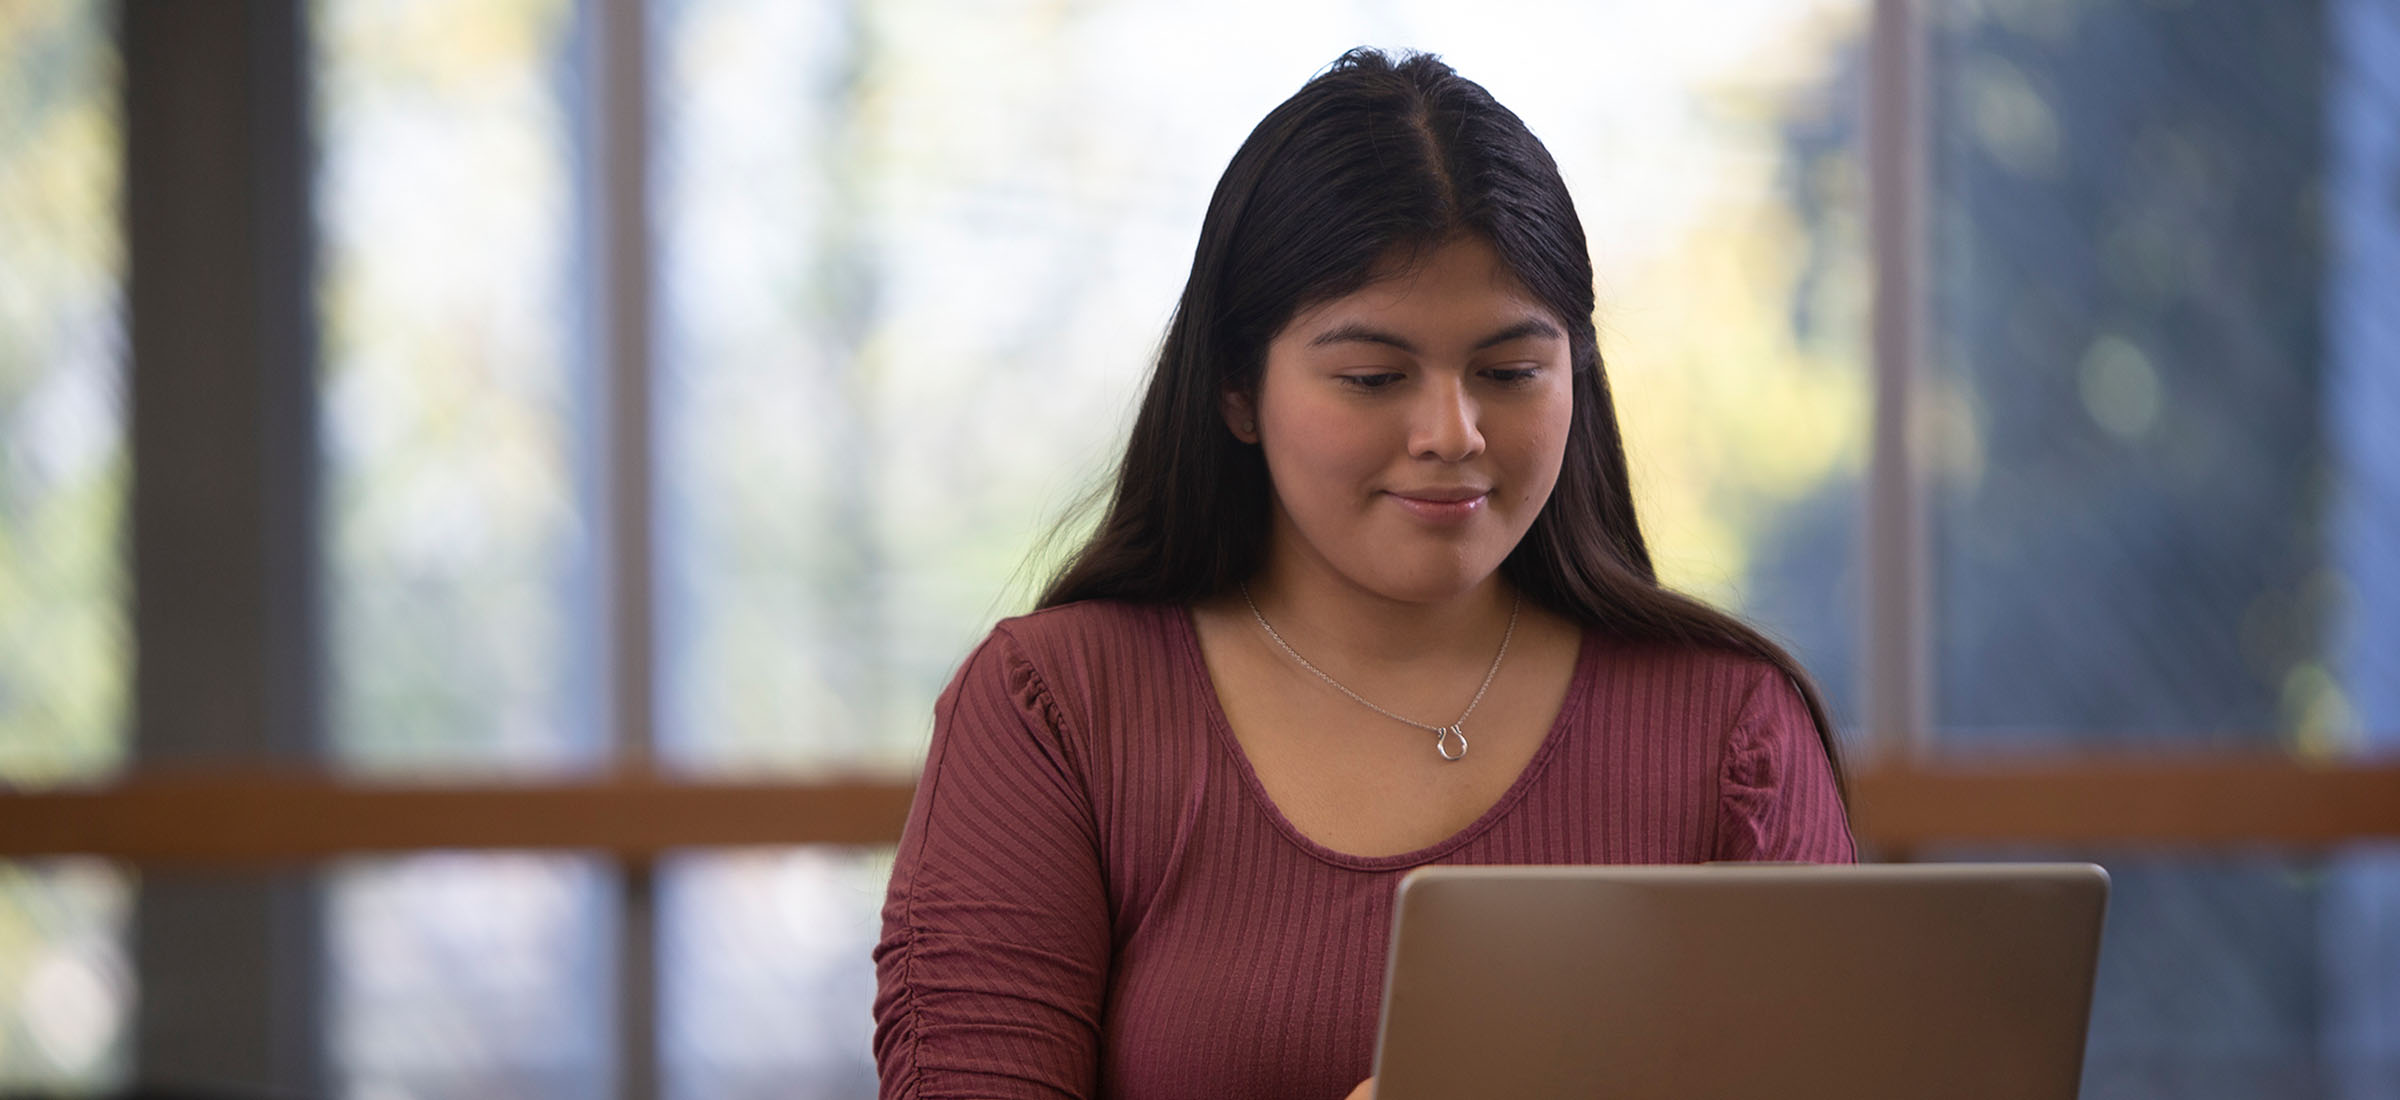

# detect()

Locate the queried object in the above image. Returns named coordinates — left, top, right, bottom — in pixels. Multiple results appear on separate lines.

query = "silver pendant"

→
left=1435, top=723, right=1469, bottom=761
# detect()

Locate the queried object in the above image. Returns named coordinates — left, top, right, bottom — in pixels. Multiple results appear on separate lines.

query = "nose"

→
left=1408, top=375, right=1484, bottom=463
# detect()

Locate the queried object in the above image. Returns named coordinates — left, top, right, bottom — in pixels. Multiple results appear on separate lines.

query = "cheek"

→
left=1264, top=407, right=1386, bottom=507
left=1510, top=391, right=1575, bottom=506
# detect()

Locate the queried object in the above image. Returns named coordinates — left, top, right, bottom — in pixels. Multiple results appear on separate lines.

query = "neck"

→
left=1245, top=539, right=1517, bottom=671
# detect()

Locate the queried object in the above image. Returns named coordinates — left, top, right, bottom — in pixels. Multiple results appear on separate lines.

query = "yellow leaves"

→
left=1603, top=191, right=1866, bottom=607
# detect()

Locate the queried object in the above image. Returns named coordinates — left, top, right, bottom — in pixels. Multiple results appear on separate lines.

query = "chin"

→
left=1347, top=555, right=1508, bottom=605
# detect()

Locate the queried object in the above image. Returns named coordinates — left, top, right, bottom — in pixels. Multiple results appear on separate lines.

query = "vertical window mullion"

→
left=124, top=0, right=324, bottom=1092
left=1866, top=0, right=1933, bottom=764
left=583, top=0, right=659, bottom=1096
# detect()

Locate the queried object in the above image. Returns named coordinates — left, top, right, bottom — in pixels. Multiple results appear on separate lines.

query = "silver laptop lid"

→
left=1373, top=863, right=2109, bottom=1100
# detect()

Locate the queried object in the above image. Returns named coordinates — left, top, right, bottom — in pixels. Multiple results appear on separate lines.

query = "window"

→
left=314, top=1, right=609, bottom=1094
left=648, top=0, right=1869, bottom=1091
left=0, top=0, right=132, bottom=1090
left=4, top=1, right=2395, bottom=1097
left=1919, top=0, right=2399, bottom=1091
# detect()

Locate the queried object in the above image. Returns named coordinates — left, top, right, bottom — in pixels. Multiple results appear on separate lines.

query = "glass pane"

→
left=1, top=0, right=132, bottom=1091
left=328, top=855, right=612, bottom=1100
left=315, top=0, right=599, bottom=775
left=2323, top=0, right=2400, bottom=759
left=1925, top=848, right=2400, bottom=1100
left=660, top=849, right=887, bottom=1100
left=1924, top=1, right=2400, bottom=1092
left=652, top=0, right=1871, bottom=760
left=314, top=2, right=608, bottom=1097
left=651, top=0, right=881, bottom=772
left=0, top=862, right=131, bottom=1092
left=0, top=0, right=129, bottom=786
left=1924, top=0, right=2396, bottom=753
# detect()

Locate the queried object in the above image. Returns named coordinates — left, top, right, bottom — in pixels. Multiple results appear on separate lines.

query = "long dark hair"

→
left=1037, top=48, right=1846, bottom=790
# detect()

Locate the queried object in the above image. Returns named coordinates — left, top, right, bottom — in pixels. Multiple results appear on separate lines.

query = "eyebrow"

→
left=1307, top=317, right=1565, bottom=354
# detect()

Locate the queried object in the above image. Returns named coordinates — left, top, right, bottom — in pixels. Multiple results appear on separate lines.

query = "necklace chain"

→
left=1240, top=583, right=1520, bottom=762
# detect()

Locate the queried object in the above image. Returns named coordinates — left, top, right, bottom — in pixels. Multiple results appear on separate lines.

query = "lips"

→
left=1389, top=486, right=1490, bottom=503
left=1385, top=487, right=1491, bottom=524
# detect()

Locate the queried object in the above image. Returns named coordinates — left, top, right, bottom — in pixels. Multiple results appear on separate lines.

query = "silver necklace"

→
left=1240, top=583, right=1521, bottom=762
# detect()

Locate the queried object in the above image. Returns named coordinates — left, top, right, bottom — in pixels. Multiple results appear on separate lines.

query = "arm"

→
left=1713, top=665, right=1857, bottom=863
left=874, top=630, right=1111, bottom=1099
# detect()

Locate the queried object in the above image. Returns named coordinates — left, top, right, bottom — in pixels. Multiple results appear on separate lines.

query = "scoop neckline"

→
left=1168, top=601, right=1593, bottom=873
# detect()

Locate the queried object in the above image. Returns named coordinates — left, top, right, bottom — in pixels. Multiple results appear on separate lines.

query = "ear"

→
left=1220, top=387, right=1260, bottom=445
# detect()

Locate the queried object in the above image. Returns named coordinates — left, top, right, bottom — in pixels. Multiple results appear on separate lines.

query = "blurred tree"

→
left=0, top=0, right=134, bottom=1092
left=1926, top=0, right=2329, bottom=748
left=0, top=0, right=128, bottom=785
left=1772, top=1, right=2391, bottom=1096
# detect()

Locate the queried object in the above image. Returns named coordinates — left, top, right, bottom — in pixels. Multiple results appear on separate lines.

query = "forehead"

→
left=1279, top=236, right=1555, bottom=347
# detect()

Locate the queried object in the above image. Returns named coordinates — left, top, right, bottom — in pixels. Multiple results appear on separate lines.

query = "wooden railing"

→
left=5, top=754, right=2397, bottom=865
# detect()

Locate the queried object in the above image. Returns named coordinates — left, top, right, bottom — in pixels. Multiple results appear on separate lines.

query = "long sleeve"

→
left=1713, top=665, right=1857, bottom=863
left=873, top=628, right=1111, bottom=1100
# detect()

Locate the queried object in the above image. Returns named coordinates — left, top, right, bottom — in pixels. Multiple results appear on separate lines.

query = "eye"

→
left=1337, top=371, right=1405, bottom=390
left=1482, top=365, right=1542, bottom=384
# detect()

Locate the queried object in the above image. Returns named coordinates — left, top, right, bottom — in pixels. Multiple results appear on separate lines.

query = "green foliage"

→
left=0, top=0, right=130, bottom=785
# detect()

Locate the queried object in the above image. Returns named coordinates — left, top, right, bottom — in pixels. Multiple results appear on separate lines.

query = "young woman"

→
left=872, top=48, right=1853, bottom=1100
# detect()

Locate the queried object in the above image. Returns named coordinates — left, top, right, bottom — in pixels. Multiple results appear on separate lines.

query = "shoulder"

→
left=1580, top=633, right=1794, bottom=731
left=990, top=598, right=1185, bottom=659
left=1597, top=640, right=1836, bottom=802
left=963, top=599, right=1191, bottom=726
left=928, top=601, right=1183, bottom=777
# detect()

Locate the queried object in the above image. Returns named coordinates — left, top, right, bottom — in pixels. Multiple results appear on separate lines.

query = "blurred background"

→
left=1, top=0, right=2395, bottom=1096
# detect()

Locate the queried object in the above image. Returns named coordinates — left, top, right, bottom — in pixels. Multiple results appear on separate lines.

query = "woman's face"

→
left=1229, top=235, right=1574, bottom=604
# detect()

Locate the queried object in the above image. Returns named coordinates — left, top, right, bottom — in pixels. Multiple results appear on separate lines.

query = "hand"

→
left=1342, top=1077, right=1376, bottom=1100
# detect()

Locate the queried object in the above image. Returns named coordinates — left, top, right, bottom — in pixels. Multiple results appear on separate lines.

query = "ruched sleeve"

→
left=1713, top=665, right=1857, bottom=863
left=873, top=628, right=1110, bottom=1099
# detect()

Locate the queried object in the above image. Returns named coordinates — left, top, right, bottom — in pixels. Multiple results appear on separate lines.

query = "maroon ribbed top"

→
left=873, top=599, right=1854, bottom=1100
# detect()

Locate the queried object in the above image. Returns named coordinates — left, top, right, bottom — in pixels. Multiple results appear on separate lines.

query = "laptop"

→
left=1372, top=863, right=2110, bottom=1100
